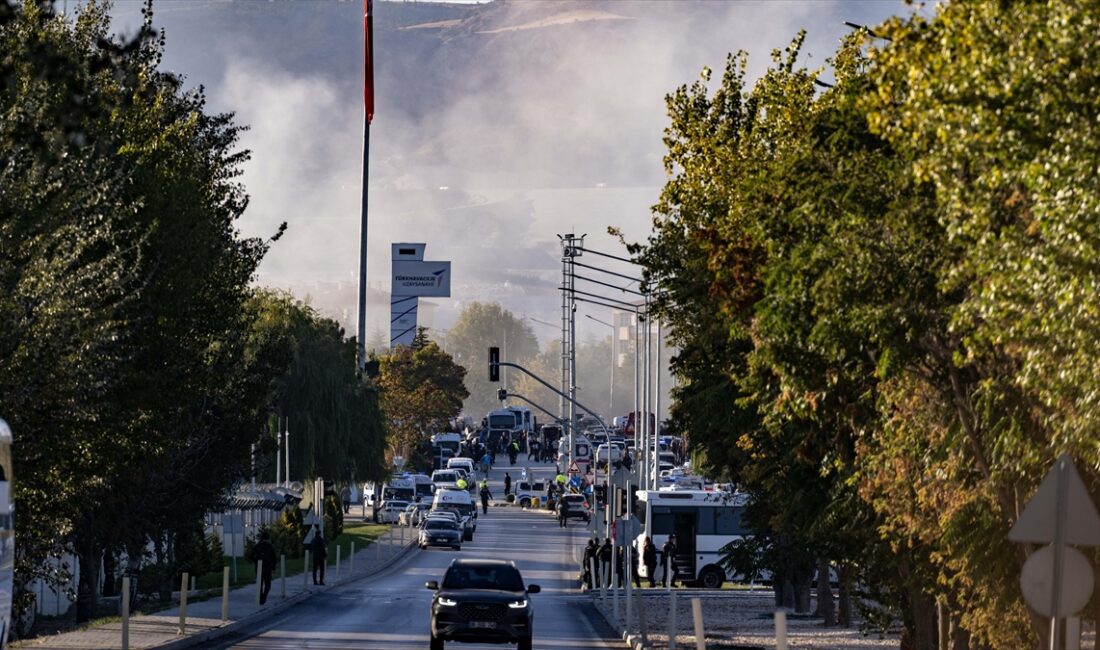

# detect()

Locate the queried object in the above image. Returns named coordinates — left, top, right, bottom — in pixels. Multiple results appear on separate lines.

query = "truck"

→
left=486, top=408, right=521, bottom=448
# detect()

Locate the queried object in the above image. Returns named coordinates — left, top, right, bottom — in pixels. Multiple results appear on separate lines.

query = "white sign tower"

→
left=390, top=243, right=451, bottom=348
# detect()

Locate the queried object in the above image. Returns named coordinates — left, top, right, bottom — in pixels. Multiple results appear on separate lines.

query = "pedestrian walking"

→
left=660, top=534, right=678, bottom=587
left=599, top=538, right=613, bottom=587
left=557, top=496, right=570, bottom=528
left=632, top=541, right=643, bottom=588
left=250, top=530, right=277, bottom=604
left=308, top=524, right=327, bottom=585
left=508, top=441, right=519, bottom=465
left=582, top=538, right=600, bottom=589
left=479, top=480, right=493, bottom=514
left=528, top=441, right=539, bottom=462
left=504, top=472, right=511, bottom=496
left=480, top=452, right=492, bottom=474
left=643, top=536, right=657, bottom=588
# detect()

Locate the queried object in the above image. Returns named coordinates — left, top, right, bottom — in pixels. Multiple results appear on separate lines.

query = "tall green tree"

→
left=377, top=338, right=468, bottom=460
left=447, top=302, right=538, bottom=417
left=250, top=292, right=389, bottom=485
left=1, top=0, right=284, bottom=621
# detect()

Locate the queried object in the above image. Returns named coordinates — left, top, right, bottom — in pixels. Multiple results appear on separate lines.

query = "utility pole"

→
left=559, top=234, right=584, bottom=471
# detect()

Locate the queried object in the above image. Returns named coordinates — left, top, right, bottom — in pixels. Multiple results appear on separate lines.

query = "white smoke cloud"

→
left=109, top=0, right=912, bottom=341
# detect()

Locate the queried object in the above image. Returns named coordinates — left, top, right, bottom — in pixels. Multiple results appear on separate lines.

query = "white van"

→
left=432, top=488, right=478, bottom=539
left=557, top=436, right=592, bottom=469
left=447, top=457, right=475, bottom=478
left=595, top=443, right=623, bottom=468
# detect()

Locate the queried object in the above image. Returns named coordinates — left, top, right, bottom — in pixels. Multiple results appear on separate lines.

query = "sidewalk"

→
left=14, top=524, right=420, bottom=650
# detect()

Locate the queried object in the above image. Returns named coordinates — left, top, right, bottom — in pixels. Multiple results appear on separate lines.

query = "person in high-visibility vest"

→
left=456, top=477, right=468, bottom=490
left=556, top=473, right=566, bottom=487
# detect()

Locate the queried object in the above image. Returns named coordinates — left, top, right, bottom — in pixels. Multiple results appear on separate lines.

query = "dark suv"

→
left=426, top=559, right=540, bottom=650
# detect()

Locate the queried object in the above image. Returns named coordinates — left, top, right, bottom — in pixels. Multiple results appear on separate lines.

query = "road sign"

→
left=568, top=461, right=581, bottom=475
left=615, top=515, right=640, bottom=544
left=1020, top=544, right=1094, bottom=617
left=611, top=468, right=632, bottom=489
left=1009, top=454, right=1100, bottom=545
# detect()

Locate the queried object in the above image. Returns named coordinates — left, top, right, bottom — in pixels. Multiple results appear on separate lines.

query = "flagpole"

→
left=357, top=125, right=370, bottom=372
left=357, top=0, right=374, bottom=373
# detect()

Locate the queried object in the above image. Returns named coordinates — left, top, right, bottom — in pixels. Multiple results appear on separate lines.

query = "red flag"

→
left=364, top=0, right=375, bottom=124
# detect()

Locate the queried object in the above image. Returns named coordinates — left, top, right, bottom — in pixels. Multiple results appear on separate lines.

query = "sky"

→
left=105, top=0, right=916, bottom=344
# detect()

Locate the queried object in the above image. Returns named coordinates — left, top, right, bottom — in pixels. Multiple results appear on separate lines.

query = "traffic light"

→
left=488, top=346, right=500, bottom=382
left=594, top=484, right=607, bottom=507
left=497, top=388, right=507, bottom=401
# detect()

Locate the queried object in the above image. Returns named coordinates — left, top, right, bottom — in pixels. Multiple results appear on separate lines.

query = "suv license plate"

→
left=470, top=622, right=496, bottom=629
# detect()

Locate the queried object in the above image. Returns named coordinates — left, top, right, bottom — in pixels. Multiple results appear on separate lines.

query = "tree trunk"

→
left=102, top=552, right=116, bottom=597
left=902, top=588, right=936, bottom=650
left=817, top=558, right=836, bottom=626
left=948, top=611, right=971, bottom=650
left=781, top=577, right=796, bottom=609
left=794, top=569, right=813, bottom=614
left=73, top=519, right=101, bottom=624
left=155, top=533, right=171, bottom=602
left=838, top=563, right=852, bottom=628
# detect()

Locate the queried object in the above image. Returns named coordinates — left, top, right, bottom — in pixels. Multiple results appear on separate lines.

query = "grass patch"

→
left=194, top=523, right=391, bottom=589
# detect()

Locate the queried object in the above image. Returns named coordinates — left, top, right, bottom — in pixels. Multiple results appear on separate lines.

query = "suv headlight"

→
left=508, top=599, right=528, bottom=609
left=438, top=597, right=458, bottom=607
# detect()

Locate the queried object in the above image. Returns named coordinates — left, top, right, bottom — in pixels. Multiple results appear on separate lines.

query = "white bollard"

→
left=692, top=597, right=704, bottom=650
left=599, top=557, right=607, bottom=604
left=256, top=559, right=264, bottom=605
left=280, top=554, right=286, bottom=599
left=669, top=590, right=677, bottom=650
left=775, top=610, right=788, bottom=650
left=336, top=545, right=342, bottom=583
left=178, top=572, right=189, bottom=635
left=220, top=567, right=230, bottom=622
left=350, top=541, right=356, bottom=574
left=1067, top=617, right=1081, bottom=650
left=121, top=576, right=130, bottom=649
left=612, top=557, right=620, bottom=622
left=304, top=550, right=310, bottom=590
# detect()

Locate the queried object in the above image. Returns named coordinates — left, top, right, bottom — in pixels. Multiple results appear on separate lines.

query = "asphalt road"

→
left=213, top=461, right=626, bottom=649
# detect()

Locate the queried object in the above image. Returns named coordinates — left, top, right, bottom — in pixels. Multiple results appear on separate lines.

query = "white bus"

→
left=634, top=489, right=751, bottom=589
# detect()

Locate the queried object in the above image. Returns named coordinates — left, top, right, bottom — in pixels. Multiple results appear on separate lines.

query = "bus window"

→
left=696, top=508, right=715, bottom=535
left=715, top=508, right=748, bottom=535
left=650, top=506, right=674, bottom=535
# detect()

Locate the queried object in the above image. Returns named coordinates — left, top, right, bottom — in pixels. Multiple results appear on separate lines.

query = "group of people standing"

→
left=581, top=534, right=680, bottom=589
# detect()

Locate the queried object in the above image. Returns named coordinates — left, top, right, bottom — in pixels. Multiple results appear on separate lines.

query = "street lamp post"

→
left=585, top=314, right=616, bottom=418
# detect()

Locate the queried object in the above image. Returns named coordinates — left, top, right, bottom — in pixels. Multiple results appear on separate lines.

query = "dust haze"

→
left=108, top=0, right=909, bottom=343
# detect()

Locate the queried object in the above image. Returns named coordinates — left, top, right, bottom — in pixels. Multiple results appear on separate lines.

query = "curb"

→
left=590, top=594, right=650, bottom=650
left=144, top=541, right=420, bottom=650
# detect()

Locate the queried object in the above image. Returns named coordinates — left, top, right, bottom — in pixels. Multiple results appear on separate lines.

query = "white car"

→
left=399, top=502, right=432, bottom=526
left=431, top=469, right=461, bottom=491
left=378, top=500, right=410, bottom=524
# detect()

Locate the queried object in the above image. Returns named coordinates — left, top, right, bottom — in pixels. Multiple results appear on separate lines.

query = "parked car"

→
left=400, top=502, right=433, bottom=527
left=379, top=500, right=410, bottom=524
left=419, top=518, right=463, bottom=551
left=426, top=559, right=540, bottom=650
